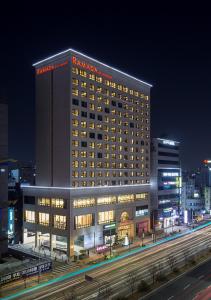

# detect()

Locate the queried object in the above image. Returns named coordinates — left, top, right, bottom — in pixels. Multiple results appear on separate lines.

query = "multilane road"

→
left=143, top=257, right=211, bottom=300
left=3, top=223, right=211, bottom=300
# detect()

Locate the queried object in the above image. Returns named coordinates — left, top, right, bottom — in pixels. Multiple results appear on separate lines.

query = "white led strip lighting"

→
left=32, top=48, right=152, bottom=87
left=21, top=183, right=150, bottom=190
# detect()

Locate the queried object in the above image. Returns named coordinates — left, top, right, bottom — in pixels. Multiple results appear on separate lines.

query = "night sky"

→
left=1, top=15, right=211, bottom=170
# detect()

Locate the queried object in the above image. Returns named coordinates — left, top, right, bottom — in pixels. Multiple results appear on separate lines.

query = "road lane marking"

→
left=184, top=283, right=191, bottom=290
left=167, top=296, right=174, bottom=300
left=198, top=275, right=204, bottom=280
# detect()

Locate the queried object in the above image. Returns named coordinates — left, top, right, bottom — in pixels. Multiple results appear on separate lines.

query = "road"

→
left=2, top=222, right=211, bottom=300
left=143, top=257, right=211, bottom=300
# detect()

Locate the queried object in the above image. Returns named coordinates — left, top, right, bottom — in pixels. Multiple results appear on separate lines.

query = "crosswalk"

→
left=52, top=263, right=79, bottom=276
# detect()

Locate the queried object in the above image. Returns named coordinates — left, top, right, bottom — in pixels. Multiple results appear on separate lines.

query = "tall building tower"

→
left=151, top=138, right=181, bottom=231
left=0, top=98, right=8, bottom=257
left=23, top=49, right=152, bottom=258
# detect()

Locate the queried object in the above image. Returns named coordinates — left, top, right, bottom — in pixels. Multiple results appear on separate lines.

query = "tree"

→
left=183, top=249, right=190, bottom=265
left=167, top=254, right=176, bottom=272
left=149, top=264, right=157, bottom=284
left=126, top=271, right=138, bottom=295
left=97, top=281, right=111, bottom=300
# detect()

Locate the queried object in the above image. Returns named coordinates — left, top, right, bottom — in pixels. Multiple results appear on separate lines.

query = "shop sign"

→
left=96, top=245, right=108, bottom=253
left=103, top=223, right=116, bottom=230
left=0, top=261, right=52, bottom=285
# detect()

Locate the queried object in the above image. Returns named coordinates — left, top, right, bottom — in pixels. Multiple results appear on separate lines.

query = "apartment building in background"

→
left=0, top=98, right=8, bottom=257
left=22, top=49, right=152, bottom=258
left=151, top=138, right=181, bottom=231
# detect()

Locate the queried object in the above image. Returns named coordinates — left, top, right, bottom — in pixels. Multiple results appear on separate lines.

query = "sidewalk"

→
left=82, top=224, right=190, bottom=265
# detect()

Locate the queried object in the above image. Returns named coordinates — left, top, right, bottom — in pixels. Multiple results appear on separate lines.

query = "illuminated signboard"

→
left=162, top=140, right=175, bottom=146
left=8, top=207, right=14, bottom=235
left=72, top=56, right=112, bottom=80
left=103, top=223, right=116, bottom=230
left=0, top=262, right=52, bottom=285
left=162, top=172, right=179, bottom=177
left=36, top=60, right=68, bottom=75
left=96, top=245, right=108, bottom=253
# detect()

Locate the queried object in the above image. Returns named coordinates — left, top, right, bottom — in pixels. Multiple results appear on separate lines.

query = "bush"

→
left=138, top=280, right=150, bottom=292
left=157, top=273, right=167, bottom=282
left=190, top=259, right=196, bottom=265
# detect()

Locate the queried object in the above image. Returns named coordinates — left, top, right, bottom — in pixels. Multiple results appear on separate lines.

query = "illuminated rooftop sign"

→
left=204, top=160, right=211, bottom=164
left=72, top=56, right=112, bottom=80
left=36, top=60, right=68, bottom=75
left=163, top=140, right=175, bottom=146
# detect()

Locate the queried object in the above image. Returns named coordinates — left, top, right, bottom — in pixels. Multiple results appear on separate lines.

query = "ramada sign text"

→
left=36, top=56, right=112, bottom=80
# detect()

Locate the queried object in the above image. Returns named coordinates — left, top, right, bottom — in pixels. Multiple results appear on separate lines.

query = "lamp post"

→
left=141, top=228, right=145, bottom=247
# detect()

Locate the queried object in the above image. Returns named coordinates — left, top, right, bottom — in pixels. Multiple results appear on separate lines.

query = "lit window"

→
left=72, top=161, right=79, bottom=168
left=81, top=121, right=87, bottom=128
left=75, top=214, right=93, bottom=229
left=38, top=198, right=50, bottom=206
left=72, top=109, right=79, bottom=116
left=72, top=119, right=79, bottom=127
left=81, top=151, right=87, bottom=158
left=72, top=88, right=79, bottom=96
left=25, top=210, right=35, bottom=223
left=72, top=67, right=78, bottom=74
left=90, top=83, right=95, bottom=91
left=72, top=170, right=79, bottom=178
left=89, top=142, right=95, bottom=149
left=81, top=91, right=87, bottom=97
left=80, top=131, right=87, bottom=138
left=96, top=76, right=102, bottom=83
left=52, top=198, right=65, bottom=208
left=118, top=194, right=134, bottom=203
left=72, top=78, right=79, bottom=85
left=81, top=81, right=87, bottom=88
left=73, top=130, right=79, bottom=137
left=72, top=140, right=79, bottom=147
left=89, top=73, right=95, bottom=80
left=98, top=211, right=114, bottom=224
left=97, top=196, right=116, bottom=205
left=72, top=150, right=79, bottom=157
left=89, top=94, right=95, bottom=101
left=39, top=213, right=49, bottom=226
left=53, top=215, right=66, bottom=229
left=73, top=198, right=95, bottom=208
left=79, top=70, right=87, bottom=77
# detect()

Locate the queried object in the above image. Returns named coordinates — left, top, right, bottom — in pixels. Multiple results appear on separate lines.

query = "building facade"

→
left=151, top=138, right=181, bottom=231
left=0, top=98, right=8, bottom=257
left=23, top=49, right=152, bottom=257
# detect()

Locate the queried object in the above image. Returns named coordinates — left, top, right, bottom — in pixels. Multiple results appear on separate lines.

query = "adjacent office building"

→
left=23, top=49, right=152, bottom=257
left=151, top=138, right=181, bottom=231
left=0, top=98, right=8, bottom=257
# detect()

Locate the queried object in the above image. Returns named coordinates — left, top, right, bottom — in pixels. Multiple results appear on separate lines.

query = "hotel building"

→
left=23, top=49, right=152, bottom=257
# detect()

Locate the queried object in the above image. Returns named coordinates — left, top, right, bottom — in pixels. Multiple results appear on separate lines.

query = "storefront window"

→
left=53, top=215, right=66, bottom=229
left=25, top=210, right=35, bottom=223
left=39, top=213, right=49, bottom=226
left=75, top=214, right=93, bottom=229
left=98, top=211, right=114, bottom=224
